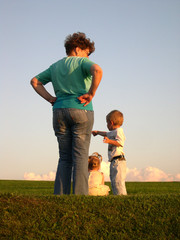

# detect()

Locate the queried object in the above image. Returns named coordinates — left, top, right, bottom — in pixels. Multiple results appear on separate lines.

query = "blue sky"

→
left=1, top=0, right=180, bottom=181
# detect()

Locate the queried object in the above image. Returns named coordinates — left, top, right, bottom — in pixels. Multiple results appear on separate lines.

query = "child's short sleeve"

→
left=116, top=128, right=125, bottom=147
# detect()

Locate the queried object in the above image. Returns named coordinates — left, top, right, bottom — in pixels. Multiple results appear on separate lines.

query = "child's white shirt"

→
left=106, top=127, right=125, bottom=161
left=88, top=171, right=103, bottom=188
left=88, top=171, right=110, bottom=196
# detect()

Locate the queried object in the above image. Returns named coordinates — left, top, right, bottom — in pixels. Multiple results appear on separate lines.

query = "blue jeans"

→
left=110, top=160, right=127, bottom=195
left=53, top=108, right=94, bottom=195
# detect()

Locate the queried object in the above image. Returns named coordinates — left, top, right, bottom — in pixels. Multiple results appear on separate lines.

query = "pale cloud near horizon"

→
left=24, top=171, right=55, bottom=181
left=24, top=161, right=180, bottom=182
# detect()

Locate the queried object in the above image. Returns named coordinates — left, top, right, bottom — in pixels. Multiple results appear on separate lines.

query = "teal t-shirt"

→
left=35, top=57, right=95, bottom=110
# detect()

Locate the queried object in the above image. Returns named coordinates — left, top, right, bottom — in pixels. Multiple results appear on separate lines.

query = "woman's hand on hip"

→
left=49, top=97, right=57, bottom=106
left=77, top=93, right=93, bottom=107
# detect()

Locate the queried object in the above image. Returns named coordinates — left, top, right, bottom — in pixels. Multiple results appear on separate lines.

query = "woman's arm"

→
left=30, top=77, right=57, bottom=105
left=77, top=64, right=103, bottom=106
left=89, top=64, right=103, bottom=97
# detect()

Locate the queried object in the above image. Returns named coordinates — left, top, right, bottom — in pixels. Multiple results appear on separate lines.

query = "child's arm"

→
left=92, top=130, right=107, bottom=137
left=101, top=172, right=105, bottom=185
left=103, top=136, right=122, bottom=147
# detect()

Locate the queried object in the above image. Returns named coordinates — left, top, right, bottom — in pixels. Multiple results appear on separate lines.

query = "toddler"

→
left=88, top=152, right=110, bottom=196
left=92, top=110, right=127, bottom=195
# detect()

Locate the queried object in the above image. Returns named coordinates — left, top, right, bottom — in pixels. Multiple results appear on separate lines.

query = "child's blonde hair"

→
left=90, top=152, right=102, bottom=162
left=106, top=110, right=124, bottom=126
left=88, top=157, right=100, bottom=171
left=88, top=152, right=102, bottom=171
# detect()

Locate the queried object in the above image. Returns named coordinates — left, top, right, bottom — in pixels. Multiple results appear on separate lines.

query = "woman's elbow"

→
left=30, top=77, right=35, bottom=86
left=30, top=77, right=40, bottom=88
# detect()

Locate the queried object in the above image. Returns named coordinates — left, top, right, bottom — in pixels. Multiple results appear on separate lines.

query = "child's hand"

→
left=103, top=136, right=110, bottom=144
left=92, top=131, right=98, bottom=136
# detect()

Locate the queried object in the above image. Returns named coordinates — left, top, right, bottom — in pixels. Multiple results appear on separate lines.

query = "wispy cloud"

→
left=126, top=166, right=180, bottom=182
left=24, top=162, right=180, bottom=182
left=101, top=162, right=180, bottom=182
left=24, top=171, right=55, bottom=181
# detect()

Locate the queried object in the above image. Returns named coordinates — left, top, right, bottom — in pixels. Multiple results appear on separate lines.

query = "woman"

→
left=31, top=32, right=103, bottom=195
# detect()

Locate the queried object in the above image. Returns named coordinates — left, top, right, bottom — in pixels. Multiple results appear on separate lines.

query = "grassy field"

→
left=0, top=180, right=180, bottom=239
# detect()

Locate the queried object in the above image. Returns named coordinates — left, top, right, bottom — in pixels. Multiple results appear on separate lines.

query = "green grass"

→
left=1, top=180, right=179, bottom=196
left=0, top=180, right=180, bottom=239
left=0, top=180, right=54, bottom=196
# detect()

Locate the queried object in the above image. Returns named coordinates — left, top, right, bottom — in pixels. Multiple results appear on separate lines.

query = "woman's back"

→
left=36, top=56, right=95, bottom=110
left=50, top=57, right=94, bottom=97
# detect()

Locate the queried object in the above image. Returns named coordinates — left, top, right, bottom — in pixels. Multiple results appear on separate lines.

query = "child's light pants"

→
left=110, top=160, right=127, bottom=195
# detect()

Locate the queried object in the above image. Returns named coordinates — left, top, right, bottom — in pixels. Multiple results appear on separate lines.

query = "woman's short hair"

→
left=64, top=32, right=95, bottom=55
left=106, top=110, right=124, bottom=126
